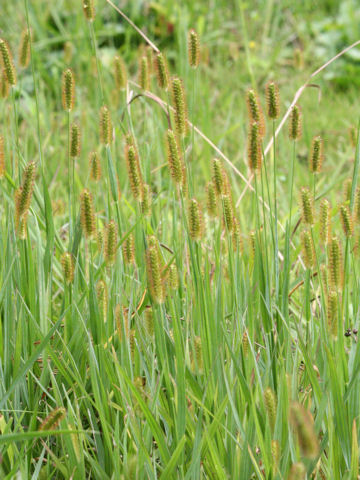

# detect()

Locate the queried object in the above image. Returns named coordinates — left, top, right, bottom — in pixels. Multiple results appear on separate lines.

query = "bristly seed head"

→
left=0, top=39, right=16, bottom=86
left=61, top=252, right=75, bottom=285
left=154, top=52, right=169, bottom=89
left=263, top=387, right=277, bottom=433
left=289, top=104, right=302, bottom=141
left=171, top=77, right=188, bottom=137
left=139, top=56, right=150, bottom=91
left=188, top=29, right=200, bottom=68
left=19, top=29, right=31, bottom=68
left=328, top=235, right=342, bottom=291
left=206, top=181, right=217, bottom=217
left=140, top=183, right=152, bottom=216
left=62, top=68, right=75, bottom=112
left=146, top=238, right=164, bottom=304
left=247, top=122, right=262, bottom=172
left=125, top=144, right=143, bottom=200
left=212, top=158, right=223, bottom=196
left=114, top=55, right=127, bottom=90
left=96, top=280, right=108, bottom=320
left=287, top=462, right=306, bottom=480
left=188, top=198, right=203, bottom=241
left=15, top=161, right=36, bottom=238
left=327, top=290, right=338, bottom=339
left=309, top=135, right=324, bottom=174
left=39, top=407, right=66, bottom=431
left=80, top=188, right=96, bottom=238
left=70, top=123, right=81, bottom=158
left=123, top=233, right=135, bottom=265
left=99, top=105, right=112, bottom=145
left=246, top=89, right=265, bottom=137
left=165, top=129, right=183, bottom=184
left=265, top=81, right=280, bottom=119
left=89, top=151, right=101, bottom=181
left=0, top=70, right=9, bottom=98
left=319, top=198, right=331, bottom=244
left=301, top=229, right=315, bottom=269
left=104, top=220, right=117, bottom=265
left=339, top=203, right=353, bottom=237
left=222, top=194, right=234, bottom=233
left=82, top=0, right=95, bottom=21
left=299, top=187, right=314, bottom=225
left=290, top=402, right=319, bottom=459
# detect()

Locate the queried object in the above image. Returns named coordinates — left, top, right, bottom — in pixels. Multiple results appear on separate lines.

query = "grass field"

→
left=1, top=0, right=360, bottom=478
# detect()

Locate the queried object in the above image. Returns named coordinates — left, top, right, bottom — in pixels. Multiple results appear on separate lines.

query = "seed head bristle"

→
left=123, top=233, right=135, bottom=265
left=206, top=181, right=217, bottom=217
left=80, top=188, right=96, bottom=238
left=104, top=220, right=117, bottom=265
left=232, top=217, right=243, bottom=252
left=154, top=52, right=169, bottom=89
left=0, top=70, right=9, bottom=98
left=165, top=129, right=183, bottom=184
left=140, top=183, right=152, bottom=216
left=188, top=29, right=200, bottom=68
left=222, top=194, right=234, bottom=233
left=99, top=105, right=112, bottom=145
left=15, top=161, right=36, bottom=238
left=309, top=135, right=324, bottom=174
left=339, top=203, right=353, bottom=237
left=299, top=187, right=314, bottom=225
left=301, top=229, right=315, bottom=269
left=0, top=135, right=5, bottom=178
left=82, top=0, right=95, bottom=21
left=171, top=76, right=188, bottom=137
left=247, top=121, right=262, bottom=172
left=246, top=89, right=265, bottom=137
left=62, top=68, right=75, bottom=112
left=328, top=235, right=342, bottom=291
left=0, top=39, right=16, bottom=86
left=96, top=280, right=108, bottom=320
left=70, top=123, right=81, bottom=158
left=125, top=144, right=143, bottom=200
left=212, top=158, right=223, bottom=196
left=61, top=252, right=75, bottom=285
left=169, top=264, right=179, bottom=290
left=290, top=402, right=319, bottom=459
left=89, top=151, right=101, bottom=181
left=146, top=238, right=164, bottom=304
left=327, top=290, right=338, bottom=338
left=193, top=336, right=203, bottom=372
left=271, top=440, right=280, bottom=474
left=188, top=198, right=203, bottom=241
left=265, top=81, right=280, bottom=119
left=18, top=28, right=31, bottom=68
left=139, top=56, right=150, bottom=91
left=289, top=104, right=302, bottom=141
left=144, top=306, right=154, bottom=336
left=242, top=331, right=249, bottom=357
left=319, top=198, right=331, bottom=245
left=39, top=407, right=66, bottom=431
left=264, top=387, right=277, bottom=433
left=114, top=55, right=127, bottom=90
left=249, top=230, right=256, bottom=259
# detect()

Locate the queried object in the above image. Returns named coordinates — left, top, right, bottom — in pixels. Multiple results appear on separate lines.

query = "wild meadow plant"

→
left=0, top=1, right=360, bottom=479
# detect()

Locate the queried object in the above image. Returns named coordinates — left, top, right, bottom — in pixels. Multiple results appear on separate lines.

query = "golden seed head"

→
left=232, top=217, right=243, bottom=252
left=96, top=280, right=108, bottom=320
left=249, top=230, right=256, bottom=259
left=139, top=56, right=150, bottom=91
left=140, top=183, right=152, bottom=216
left=328, top=235, right=343, bottom=291
left=104, top=220, right=117, bottom=265
left=265, top=81, right=280, bottom=119
left=287, top=462, right=306, bottom=480
left=19, top=28, right=31, bottom=68
left=62, top=68, right=75, bottom=112
left=146, top=239, right=164, bottom=304
left=289, top=104, right=302, bottom=141
left=38, top=407, right=66, bottom=431
left=114, top=55, right=127, bottom=90
left=354, top=187, right=360, bottom=224
left=99, top=105, right=112, bottom=145
left=89, top=151, right=101, bottom=181
left=309, top=135, right=324, bottom=174
left=69, top=123, right=81, bottom=158
left=165, top=129, right=183, bottom=184
left=123, top=233, right=135, bottom=265
left=0, top=39, right=16, bottom=86
left=154, top=52, right=169, bottom=89
left=301, top=229, right=315, bottom=269
left=247, top=121, right=262, bottom=172
left=144, top=306, right=154, bottom=336
left=339, top=203, right=353, bottom=237
left=82, top=0, right=95, bottom=21
left=15, top=161, right=36, bottom=237
left=206, top=181, right=217, bottom=217
left=0, top=135, right=5, bottom=178
left=327, top=290, right=338, bottom=338
left=290, top=402, right=319, bottom=459
left=188, top=198, right=203, bottom=241
left=319, top=198, right=331, bottom=244
left=188, top=29, right=200, bottom=68
left=169, top=263, right=179, bottom=290
left=80, top=188, right=96, bottom=238
left=222, top=194, right=234, bottom=232
left=61, top=252, right=75, bottom=285
left=246, top=89, right=265, bottom=137
left=193, top=336, right=203, bottom=372
left=242, top=331, right=249, bottom=357
left=171, top=76, right=188, bottom=137
left=212, top=158, right=223, bottom=196
left=271, top=440, right=280, bottom=474
left=299, top=186, right=314, bottom=225
left=0, top=70, right=9, bottom=98
left=125, top=144, right=143, bottom=200
left=263, top=387, right=277, bottom=433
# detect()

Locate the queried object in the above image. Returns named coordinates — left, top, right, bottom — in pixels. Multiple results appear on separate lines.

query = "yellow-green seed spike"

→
left=165, top=129, right=183, bottom=184
left=38, top=407, right=66, bottom=431
left=96, top=280, right=108, bottom=320
left=19, top=29, right=31, bottom=68
left=339, top=203, right=353, bottom=238
left=139, top=56, right=150, bottom=91
left=140, top=183, right=152, bottom=216
left=171, top=77, right=188, bottom=137
left=265, top=81, right=280, bottom=119
left=287, top=463, right=306, bottom=480
left=299, top=186, right=314, bottom=225
left=319, top=198, right=331, bottom=245
left=222, top=194, right=234, bottom=233
left=15, top=161, right=36, bottom=237
left=125, top=144, right=143, bottom=200
left=80, top=189, right=96, bottom=238
left=154, top=52, right=169, bottom=90
left=70, top=123, right=81, bottom=158
left=144, top=307, right=154, bottom=336
left=327, top=290, right=338, bottom=339
left=99, top=105, right=112, bottom=145
left=289, top=104, right=302, bottom=141
left=246, top=89, right=265, bottom=137
left=62, top=68, right=75, bottom=112
left=242, top=331, right=249, bottom=357
left=0, top=39, right=16, bottom=86
left=188, top=198, right=203, bottom=241
left=290, top=402, right=319, bottom=459
left=82, top=0, right=95, bottom=21
left=309, top=135, right=324, bottom=174
left=247, top=122, right=262, bottom=172
left=188, top=29, right=200, bottom=68
left=328, top=235, right=342, bottom=291
left=146, top=241, right=164, bottom=304
left=301, top=229, right=315, bottom=269
left=104, top=220, right=117, bottom=265
left=89, top=151, right=101, bottom=182
left=0, top=70, right=9, bottom=98
left=206, top=181, right=217, bottom=217
left=263, top=387, right=277, bottom=433
left=169, top=264, right=179, bottom=290
left=123, top=233, right=135, bottom=265
left=193, top=336, right=203, bottom=372
left=271, top=440, right=280, bottom=474
left=61, top=252, right=75, bottom=285
left=114, top=55, right=127, bottom=90
left=212, top=158, right=223, bottom=196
